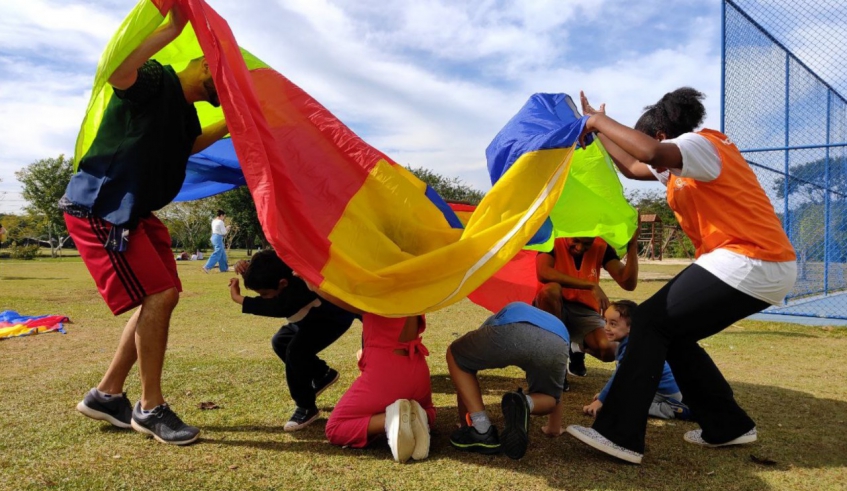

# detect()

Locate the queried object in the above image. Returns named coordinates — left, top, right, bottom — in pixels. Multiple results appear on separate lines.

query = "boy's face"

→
left=566, top=237, right=595, bottom=256
left=254, top=280, right=287, bottom=299
left=603, top=307, right=630, bottom=342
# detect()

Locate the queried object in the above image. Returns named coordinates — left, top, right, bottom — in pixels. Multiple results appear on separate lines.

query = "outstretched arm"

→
left=597, top=134, right=659, bottom=181
left=580, top=91, right=683, bottom=170
left=192, top=120, right=229, bottom=155
left=109, top=5, right=187, bottom=90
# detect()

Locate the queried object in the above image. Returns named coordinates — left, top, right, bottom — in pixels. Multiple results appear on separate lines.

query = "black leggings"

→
left=592, top=264, right=769, bottom=453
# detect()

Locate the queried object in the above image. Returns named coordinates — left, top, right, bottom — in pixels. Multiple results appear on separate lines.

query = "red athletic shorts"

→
left=64, top=213, right=181, bottom=316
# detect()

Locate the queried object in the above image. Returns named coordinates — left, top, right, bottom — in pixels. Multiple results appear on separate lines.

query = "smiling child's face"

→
left=603, top=307, right=630, bottom=342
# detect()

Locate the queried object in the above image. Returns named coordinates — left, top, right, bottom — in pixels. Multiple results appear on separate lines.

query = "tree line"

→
left=23, top=153, right=843, bottom=261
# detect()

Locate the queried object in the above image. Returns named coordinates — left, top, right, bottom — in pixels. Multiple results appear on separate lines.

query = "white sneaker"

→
left=566, top=425, right=643, bottom=464
left=385, top=399, right=415, bottom=463
left=409, top=400, right=430, bottom=460
left=684, top=427, right=757, bottom=447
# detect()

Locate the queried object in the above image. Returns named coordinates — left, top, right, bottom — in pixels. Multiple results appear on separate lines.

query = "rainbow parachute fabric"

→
left=0, top=311, right=69, bottom=340
left=78, top=0, right=635, bottom=316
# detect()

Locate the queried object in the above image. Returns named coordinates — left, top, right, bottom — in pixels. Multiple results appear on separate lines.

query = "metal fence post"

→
left=783, top=53, right=790, bottom=235
left=721, top=0, right=727, bottom=134
left=824, top=91, right=832, bottom=295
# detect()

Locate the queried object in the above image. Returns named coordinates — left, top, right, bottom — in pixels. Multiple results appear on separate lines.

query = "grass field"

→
left=1, top=255, right=846, bottom=490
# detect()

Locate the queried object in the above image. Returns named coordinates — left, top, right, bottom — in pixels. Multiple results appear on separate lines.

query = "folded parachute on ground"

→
left=77, top=0, right=580, bottom=316
left=0, top=310, right=69, bottom=340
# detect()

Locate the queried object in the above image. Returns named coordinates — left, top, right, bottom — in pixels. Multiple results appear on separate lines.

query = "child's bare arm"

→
left=229, top=278, right=244, bottom=305
left=542, top=399, right=565, bottom=437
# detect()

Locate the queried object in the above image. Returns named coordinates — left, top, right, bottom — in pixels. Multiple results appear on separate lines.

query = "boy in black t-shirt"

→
left=229, top=250, right=356, bottom=430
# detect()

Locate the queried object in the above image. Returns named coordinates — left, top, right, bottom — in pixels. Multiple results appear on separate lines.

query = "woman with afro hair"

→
left=566, top=88, right=797, bottom=464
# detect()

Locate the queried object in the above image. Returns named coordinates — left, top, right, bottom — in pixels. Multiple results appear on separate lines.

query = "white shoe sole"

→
left=284, top=411, right=320, bottom=432
left=76, top=400, right=132, bottom=429
left=684, top=429, right=757, bottom=447
left=409, top=400, right=430, bottom=460
left=130, top=419, right=200, bottom=445
left=385, top=399, right=415, bottom=463
left=566, top=425, right=642, bottom=464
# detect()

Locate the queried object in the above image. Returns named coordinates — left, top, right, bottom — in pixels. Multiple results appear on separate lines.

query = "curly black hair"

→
left=243, top=249, right=293, bottom=291
left=634, top=87, right=706, bottom=139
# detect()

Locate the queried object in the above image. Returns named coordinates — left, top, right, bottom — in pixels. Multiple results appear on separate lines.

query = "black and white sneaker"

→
left=312, top=368, right=340, bottom=397
left=566, top=425, right=643, bottom=464
left=450, top=425, right=501, bottom=455
left=568, top=350, right=587, bottom=377
left=684, top=427, right=757, bottom=447
left=501, top=389, right=530, bottom=460
left=284, top=406, right=320, bottom=432
left=76, top=388, right=133, bottom=429
left=131, top=402, right=200, bottom=445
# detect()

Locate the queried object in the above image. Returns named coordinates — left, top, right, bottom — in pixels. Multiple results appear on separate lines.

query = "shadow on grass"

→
left=196, top=375, right=847, bottom=490
left=723, top=331, right=819, bottom=339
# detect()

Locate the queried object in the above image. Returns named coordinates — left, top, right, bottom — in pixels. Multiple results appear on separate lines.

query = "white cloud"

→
left=0, top=0, right=728, bottom=213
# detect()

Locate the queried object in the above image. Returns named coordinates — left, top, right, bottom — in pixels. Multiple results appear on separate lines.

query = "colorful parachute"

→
left=78, top=0, right=634, bottom=316
left=0, top=311, right=69, bottom=340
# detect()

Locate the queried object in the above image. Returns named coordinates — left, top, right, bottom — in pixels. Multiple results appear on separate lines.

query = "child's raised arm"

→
left=229, top=278, right=245, bottom=305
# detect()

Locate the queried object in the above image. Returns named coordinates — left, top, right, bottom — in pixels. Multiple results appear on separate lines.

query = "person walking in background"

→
left=203, top=209, right=228, bottom=273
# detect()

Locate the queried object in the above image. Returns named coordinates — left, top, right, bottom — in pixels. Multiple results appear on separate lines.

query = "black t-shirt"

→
left=64, top=60, right=202, bottom=227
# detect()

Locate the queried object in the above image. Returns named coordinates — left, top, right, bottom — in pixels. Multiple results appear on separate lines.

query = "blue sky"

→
left=0, top=0, right=727, bottom=213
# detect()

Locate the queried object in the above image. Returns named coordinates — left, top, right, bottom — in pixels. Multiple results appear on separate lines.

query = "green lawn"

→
left=1, top=257, right=846, bottom=490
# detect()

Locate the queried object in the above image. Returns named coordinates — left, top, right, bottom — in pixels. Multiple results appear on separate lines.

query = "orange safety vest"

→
left=550, top=237, right=607, bottom=312
left=667, top=129, right=796, bottom=261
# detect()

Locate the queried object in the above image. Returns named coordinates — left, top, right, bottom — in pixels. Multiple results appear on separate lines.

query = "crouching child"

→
left=229, top=250, right=356, bottom=431
left=447, top=302, right=570, bottom=459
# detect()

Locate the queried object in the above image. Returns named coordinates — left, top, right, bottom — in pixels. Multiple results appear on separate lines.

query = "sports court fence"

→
left=723, top=0, right=847, bottom=319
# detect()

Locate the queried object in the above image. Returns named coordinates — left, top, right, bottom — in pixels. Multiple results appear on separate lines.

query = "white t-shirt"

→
left=212, top=218, right=228, bottom=236
left=652, top=132, right=797, bottom=305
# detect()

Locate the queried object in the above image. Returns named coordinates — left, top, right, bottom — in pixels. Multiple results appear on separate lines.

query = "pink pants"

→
left=325, top=347, right=435, bottom=448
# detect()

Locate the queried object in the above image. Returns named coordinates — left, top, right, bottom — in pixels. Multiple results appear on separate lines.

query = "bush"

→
left=9, top=242, right=40, bottom=260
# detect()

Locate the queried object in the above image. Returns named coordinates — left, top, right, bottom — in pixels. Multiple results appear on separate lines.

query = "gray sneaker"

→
left=76, top=388, right=132, bottom=429
left=131, top=402, right=200, bottom=445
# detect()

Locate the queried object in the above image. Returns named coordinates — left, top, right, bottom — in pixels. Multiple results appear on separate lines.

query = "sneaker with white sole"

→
left=284, top=406, right=320, bottom=432
left=566, top=425, right=643, bottom=464
left=385, top=399, right=415, bottom=463
left=409, top=400, right=430, bottom=460
left=684, top=427, right=757, bottom=447
left=76, top=388, right=133, bottom=429
left=131, top=402, right=200, bottom=445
